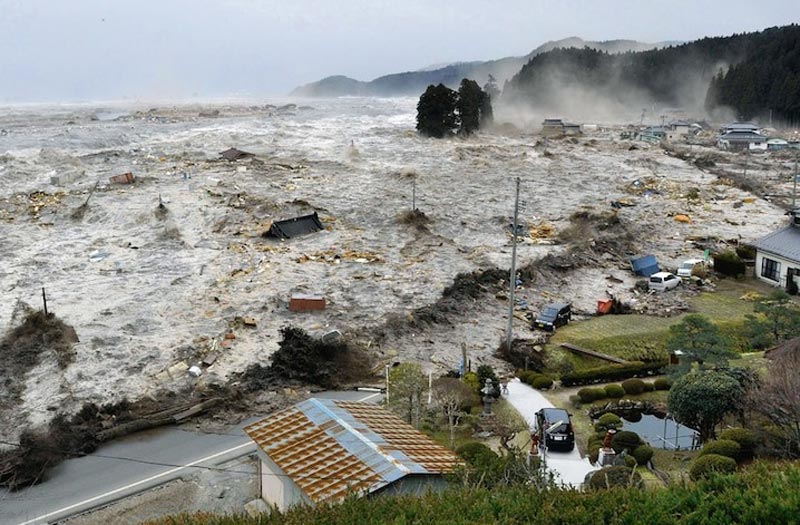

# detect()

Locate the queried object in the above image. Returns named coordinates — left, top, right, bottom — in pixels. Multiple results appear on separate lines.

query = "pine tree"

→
left=416, top=84, right=458, bottom=138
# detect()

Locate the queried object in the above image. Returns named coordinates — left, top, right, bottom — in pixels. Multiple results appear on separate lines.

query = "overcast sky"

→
left=1, top=0, right=798, bottom=102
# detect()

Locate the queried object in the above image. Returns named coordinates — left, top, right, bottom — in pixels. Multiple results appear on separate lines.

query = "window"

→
left=761, top=257, right=780, bottom=282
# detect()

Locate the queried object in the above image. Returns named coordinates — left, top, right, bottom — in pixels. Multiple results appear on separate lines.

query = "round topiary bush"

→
left=594, top=413, right=623, bottom=433
left=592, top=387, right=609, bottom=401
left=643, top=382, right=656, bottom=392
left=589, top=466, right=643, bottom=489
left=699, top=439, right=741, bottom=461
left=623, top=455, right=638, bottom=468
left=456, top=442, right=498, bottom=466
left=621, top=378, right=646, bottom=395
left=632, top=445, right=654, bottom=466
left=578, top=388, right=597, bottom=403
left=689, top=454, right=737, bottom=480
left=611, top=430, right=642, bottom=453
left=719, top=428, right=759, bottom=459
left=531, top=375, right=554, bottom=390
left=604, top=384, right=625, bottom=398
left=653, top=377, right=672, bottom=390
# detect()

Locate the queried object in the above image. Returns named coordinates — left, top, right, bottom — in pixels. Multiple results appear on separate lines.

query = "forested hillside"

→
left=504, top=24, right=800, bottom=123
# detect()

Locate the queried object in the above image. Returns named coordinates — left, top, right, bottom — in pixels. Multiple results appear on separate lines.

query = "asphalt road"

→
left=0, top=390, right=382, bottom=525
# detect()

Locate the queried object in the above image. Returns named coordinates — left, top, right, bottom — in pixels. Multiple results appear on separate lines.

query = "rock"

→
left=167, top=361, right=189, bottom=379
left=244, top=499, right=271, bottom=517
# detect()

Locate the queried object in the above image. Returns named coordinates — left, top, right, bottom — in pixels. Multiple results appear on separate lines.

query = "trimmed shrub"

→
left=569, top=395, right=582, bottom=408
left=560, top=360, right=669, bottom=386
left=700, top=439, right=741, bottom=461
left=632, top=445, right=654, bottom=466
left=592, top=387, right=609, bottom=400
left=589, top=466, right=643, bottom=489
left=456, top=442, right=498, bottom=466
left=578, top=388, right=598, bottom=403
left=622, top=378, right=646, bottom=395
left=653, top=377, right=672, bottom=390
left=643, top=381, right=656, bottom=392
left=531, top=375, right=554, bottom=390
left=604, top=384, right=625, bottom=398
left=719, top=428, right=759, bottom=459
left=594, top=413, right=623, bottom=433
left=611, top=431, right=642, bottom=454
left=689, top=454, right=737, bottom=480
left=624, top=455, right=638, bottom=468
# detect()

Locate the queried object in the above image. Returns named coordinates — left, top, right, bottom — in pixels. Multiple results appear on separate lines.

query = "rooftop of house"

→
left=751, top=221, right=800, bottom=261
left=244, top=398, right=462, bottom=504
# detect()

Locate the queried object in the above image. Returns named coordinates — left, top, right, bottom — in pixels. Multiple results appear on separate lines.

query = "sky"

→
left=1, top=0, right=798, bottom=102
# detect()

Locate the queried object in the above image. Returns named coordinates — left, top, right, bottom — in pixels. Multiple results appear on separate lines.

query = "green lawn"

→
left=546, top=279, right=763, bottom=369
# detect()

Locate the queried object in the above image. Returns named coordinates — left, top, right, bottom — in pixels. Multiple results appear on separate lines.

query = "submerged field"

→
left=0, top=98, right=792, bottom=440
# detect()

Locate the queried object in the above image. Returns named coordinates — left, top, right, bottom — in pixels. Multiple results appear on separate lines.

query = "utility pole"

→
left=41, top=287, right=48, bottom=316
left=506, top=177, right=520, bottom=352
left=743, top=143, right=749, bottom=179
left=793, top=151, right=798, bottom=211
left=412, top=178, right=416, bottom=211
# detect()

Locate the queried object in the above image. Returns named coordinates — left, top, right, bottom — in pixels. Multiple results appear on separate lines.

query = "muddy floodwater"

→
left=0, top=97, right=790, bottom=440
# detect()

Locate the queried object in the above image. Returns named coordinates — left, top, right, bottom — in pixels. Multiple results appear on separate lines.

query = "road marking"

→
left=16, top=441, right=255, bottom=525
left=355, top=392, right=381, bottom=403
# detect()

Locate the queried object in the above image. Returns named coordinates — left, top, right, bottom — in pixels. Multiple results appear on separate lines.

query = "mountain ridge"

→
left=290, top=37, right=681, bottom=98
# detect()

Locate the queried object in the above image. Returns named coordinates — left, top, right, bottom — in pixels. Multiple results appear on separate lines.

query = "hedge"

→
left=518, top=371, right=554, bottom=390
left=531, top=376, right=554, bottom=390
left=560, top=360, right=669, bottom=387
left=713, top=250, right=746, bottom=278
left=690, top=453, right=737, bottom=480
left=719, top=428, right=759, bottom=459
left=653, top=377, right=672, bottom=390
left=148, top=462, right=800, bottom=525
left=700, top=440, right=741, bottom=461
left=621, top=378, right=646, bottom=395
left=604, top=384, right=625, bottom=398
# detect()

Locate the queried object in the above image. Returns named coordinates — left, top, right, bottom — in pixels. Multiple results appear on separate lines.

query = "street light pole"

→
left=506, top=177, right=521, bottom=352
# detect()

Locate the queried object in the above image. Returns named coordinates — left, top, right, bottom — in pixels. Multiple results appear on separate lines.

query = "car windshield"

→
left=680, top=262, right=694, bottom=269
left=540, top=308, right=558, bottom=320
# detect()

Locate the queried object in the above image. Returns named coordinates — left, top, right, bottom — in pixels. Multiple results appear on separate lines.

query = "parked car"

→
left=648, top=271, right=681, bottom=292
left=533, top=302, right=572, bottom=331
left=676, top=258, right=711, bottom=278
left=535, top=407, right=575, bottom=451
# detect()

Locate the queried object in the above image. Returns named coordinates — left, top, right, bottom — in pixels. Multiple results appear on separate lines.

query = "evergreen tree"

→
left=483, top=74, right=500, bottom=100
left=416, top=83, right=458, bottom=138
left=457, top=79, right=492, bottom=135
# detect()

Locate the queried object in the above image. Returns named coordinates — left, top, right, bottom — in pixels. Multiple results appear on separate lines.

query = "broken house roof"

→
left=750, top=225, right=800, bottom=262
left=219, top=147, right=255, bottom=161
left=630, top=254, right=660, bottom=277
left=244, top=399, right=462, bottom=504
left=265, top=212, right=324, bottom=239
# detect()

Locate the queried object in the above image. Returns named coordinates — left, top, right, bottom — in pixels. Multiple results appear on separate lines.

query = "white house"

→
left=750, top=211, right=800, bottom=292
left=244, top=398, right=462, bottom=512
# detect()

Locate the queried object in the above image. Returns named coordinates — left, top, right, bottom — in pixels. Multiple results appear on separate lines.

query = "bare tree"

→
left=750, top=351, right=800, bottom=458
left=432, top=378, right=474, bottom=447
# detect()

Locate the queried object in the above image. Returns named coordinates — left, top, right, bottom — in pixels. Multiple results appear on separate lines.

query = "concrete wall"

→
left=755, top=250, right=800, bottom=289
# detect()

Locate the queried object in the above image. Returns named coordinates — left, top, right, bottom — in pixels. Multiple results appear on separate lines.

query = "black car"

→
left=535, top=407, right=575, bottom=451
left=533, top=302, right=572, bottom=331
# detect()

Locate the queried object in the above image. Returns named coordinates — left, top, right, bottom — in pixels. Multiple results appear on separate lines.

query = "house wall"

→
left=755, top=250, right=800, bottom=289
left=259, top=456, right=310, bottom=512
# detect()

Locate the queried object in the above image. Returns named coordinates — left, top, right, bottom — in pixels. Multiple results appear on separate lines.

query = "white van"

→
left=649, top=272, right=681, bottom=292
left=677, top=259, right=711, bottom=278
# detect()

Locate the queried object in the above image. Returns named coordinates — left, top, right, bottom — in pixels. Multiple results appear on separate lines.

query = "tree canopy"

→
left=666, top=314, right=736, bottom=373
left=744, top=291, right=800, bottom=349
left=416, top=80, right=492, bottom=137
left=668, top=370, right=744, bottom=442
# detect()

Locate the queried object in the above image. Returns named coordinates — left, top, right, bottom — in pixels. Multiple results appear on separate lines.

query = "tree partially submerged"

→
left=416, top=84, right=458, bottom=138
left=268, top=327, right=371, bottom=389
left=416, top=80, right=493, bottom=137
